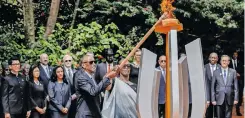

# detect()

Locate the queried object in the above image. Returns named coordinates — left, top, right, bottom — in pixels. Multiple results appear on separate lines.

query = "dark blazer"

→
left=2, top=73, right=30, bottom=114
left=156, top=67, right=166, bottom=105
left=94, top=63, right=107, bottom=84
left=48, top=81, right=71, bottom=112
left=75, top=71, right=110, bottom=118
left=29, top=81, right=47, bottom=110
left=38, top=65, right=53, bottom=91
left=204, top=63, right=221, bottom=102
left=63, top=67, right=77, bottom=94
left=211, top=68, right=238, bottom=105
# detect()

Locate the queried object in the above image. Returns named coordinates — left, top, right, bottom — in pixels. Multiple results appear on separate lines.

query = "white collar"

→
left=41, top=64, right=48, bottom=68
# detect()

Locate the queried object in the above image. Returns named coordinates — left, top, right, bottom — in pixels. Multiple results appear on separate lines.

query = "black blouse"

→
left=129, top=63, right=140, bottom=84
left=29, top=81, right=47, bottom=109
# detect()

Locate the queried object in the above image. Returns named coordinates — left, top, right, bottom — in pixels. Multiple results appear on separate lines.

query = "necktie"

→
left=162, top=70, right=166, bottom=82
left=68, top=69, right=72, bottom=78
left=235, top=60, right=237, bottom=69
left=108, top=64, right=111, bottom=72
left=46, top=67, right=50, bottom=78
left=224, top=70, right=227, bottom=84
left=211, top=65, right=215, bottom=76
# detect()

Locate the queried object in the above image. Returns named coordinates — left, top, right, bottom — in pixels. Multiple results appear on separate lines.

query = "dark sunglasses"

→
left=65, top=60, right=72, bottom=62
left=160, top=60, right=166, bottom=63
left=83, top=61, right=95, bottom=65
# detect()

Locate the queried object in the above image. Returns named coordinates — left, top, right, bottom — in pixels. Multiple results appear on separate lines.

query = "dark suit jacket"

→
left=211, top=68, right=238, bottom=105
left=95, top=62, right=117, bottom=84
left=48, top=81, right=71, bottom=112
left=38, top=65, right=53, bottom=91
left=229, top=59, right=244, bottom=78
left=76, top=71, right=110, bottom=118
left=63, top=67, right=77, bottom=94
left=95, top=63, right=107, bottom=84
left=204, top=63, right=221, bottom=102
left=29, top=81, right=47, bottom=110
left=2, top=73, right=30, bottom=114
left=156, top=67, right=166, bottom=104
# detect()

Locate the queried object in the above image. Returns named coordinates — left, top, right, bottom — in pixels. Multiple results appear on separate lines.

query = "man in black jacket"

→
left=2, top=56, right=31, bottom=118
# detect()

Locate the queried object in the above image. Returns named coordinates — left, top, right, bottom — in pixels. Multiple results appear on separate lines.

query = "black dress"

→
left=29, top=81, right=47, bottom=118
left=129, top=63, right=140, bottom=84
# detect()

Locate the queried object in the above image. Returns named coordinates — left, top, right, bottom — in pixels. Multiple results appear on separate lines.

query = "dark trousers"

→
left=188, top=103, right=192, bottom=118
left=158, top=104, right=165, bottom=118
left=236, top=78, right=244, bottom=111
left=205, top=103, right=217, bottom=118
left=68, top=100, right=76, bottom=118
left=10, top=113, right=26, bottom=118
left=31, top=111, right=45, bottom=118
left=216, top=99, right=233, bottom=118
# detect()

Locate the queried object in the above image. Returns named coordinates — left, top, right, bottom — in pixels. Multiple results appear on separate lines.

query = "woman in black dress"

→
left=48, top=66, right=71, bottom=118
left=29, top=65, right=47, bottom=118
left=130, top=49, right=141, bottom=84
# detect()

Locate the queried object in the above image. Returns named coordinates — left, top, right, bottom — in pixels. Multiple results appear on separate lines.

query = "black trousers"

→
left=236, top=78, right=244, bottom=108
left=205, top=103, right=217, bottom=118
left=188, top=103, right=192, bottom=118
left=68, top=100, right=76, bottom=118
left=158, top=104, right=165, bottom=118
left=217, top=99, right=233, bottom=118
left=10, top=113, right=26, bottom=118
left=30, top=111, right=45, bottom=118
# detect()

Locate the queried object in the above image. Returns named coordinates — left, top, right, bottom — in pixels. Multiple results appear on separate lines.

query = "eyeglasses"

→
left=65, top=60, right=72, bottom=62
left=160, top=60, right=166, bottom=63
left=122, top=64, right=131, bottom=69
left=83, top=61, right=95, bottom=65
left=12, top=63, right=20, bottom=66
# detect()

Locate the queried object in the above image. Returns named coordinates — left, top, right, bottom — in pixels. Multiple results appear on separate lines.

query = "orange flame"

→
left=161, top=0, right=176, bottom=18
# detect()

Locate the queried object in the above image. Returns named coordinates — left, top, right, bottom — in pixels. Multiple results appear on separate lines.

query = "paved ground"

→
left=232, top=104, right=244, bottom=118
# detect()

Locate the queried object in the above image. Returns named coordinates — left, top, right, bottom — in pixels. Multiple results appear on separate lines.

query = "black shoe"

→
left=237, top=112, right=242, bottom=116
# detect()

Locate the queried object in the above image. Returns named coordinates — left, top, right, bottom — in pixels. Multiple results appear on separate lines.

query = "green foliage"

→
left=19, top=22, right=132, bottom=65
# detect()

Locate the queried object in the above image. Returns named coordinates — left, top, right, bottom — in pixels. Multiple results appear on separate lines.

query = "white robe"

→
left=101, top=78, right=137, bottom=118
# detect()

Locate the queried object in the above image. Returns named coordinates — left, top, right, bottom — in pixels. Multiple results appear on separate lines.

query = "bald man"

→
left=38, top=53, right=53, bottom=92
left=157, top=55, right=166, bottom=118
left=63, top=54, right=77, bottom=118
left=204, top=52, right=221, bottom=118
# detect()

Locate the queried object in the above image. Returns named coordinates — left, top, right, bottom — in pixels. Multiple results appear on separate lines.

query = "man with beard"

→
left=95, top=48, right=115, bottom=84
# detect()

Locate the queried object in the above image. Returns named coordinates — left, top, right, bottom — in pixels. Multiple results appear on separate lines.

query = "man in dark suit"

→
left=2, top=56, right=31, bottom=118
left=157, top=55, right=166, bottom=118
left=204, top=52, right=220, bottom=118
left=95, top=48, right=115, bottom=84
left=38, top=53, right=53, bottom=91
left=229, top=51, right=244, bottom=116
left=63, top=54, right=77, bottom=118
left=211, top=55, right=238, bottom=118
left=75, top=54, right=114, bottom=118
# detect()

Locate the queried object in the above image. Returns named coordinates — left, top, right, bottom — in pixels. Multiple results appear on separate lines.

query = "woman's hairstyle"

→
left=28, top=64, right=40, bottom=82
left=50, top=66, right=68, bottom=84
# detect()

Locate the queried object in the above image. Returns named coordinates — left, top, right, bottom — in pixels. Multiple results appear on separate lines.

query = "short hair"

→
left=8, top=56, right=20, bottom=65
left=63, top=54, right=72, bottom=61
left=135, top=49, right=141, bottom=55
left=221, top=55, right=230, bottom=60
left=209, top=52, right=218, bottom=58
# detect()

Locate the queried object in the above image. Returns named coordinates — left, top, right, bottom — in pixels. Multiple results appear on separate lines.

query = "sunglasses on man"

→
left=83, top=61, right=95, bottom=65
left=65, top=60, right=72, bottom=62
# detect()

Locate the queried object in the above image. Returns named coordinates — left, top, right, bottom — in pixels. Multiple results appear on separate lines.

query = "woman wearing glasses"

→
left=29, top=65, right=47, bottom=118
left=48, top=66, right=71, bottom=118
left=102, top=59, right=138, bottom=118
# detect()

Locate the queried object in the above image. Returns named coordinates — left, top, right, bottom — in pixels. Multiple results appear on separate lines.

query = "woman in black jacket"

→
left=29, top=65, right=47, bottom=118
left=48, top=66, right=71, bottom=118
